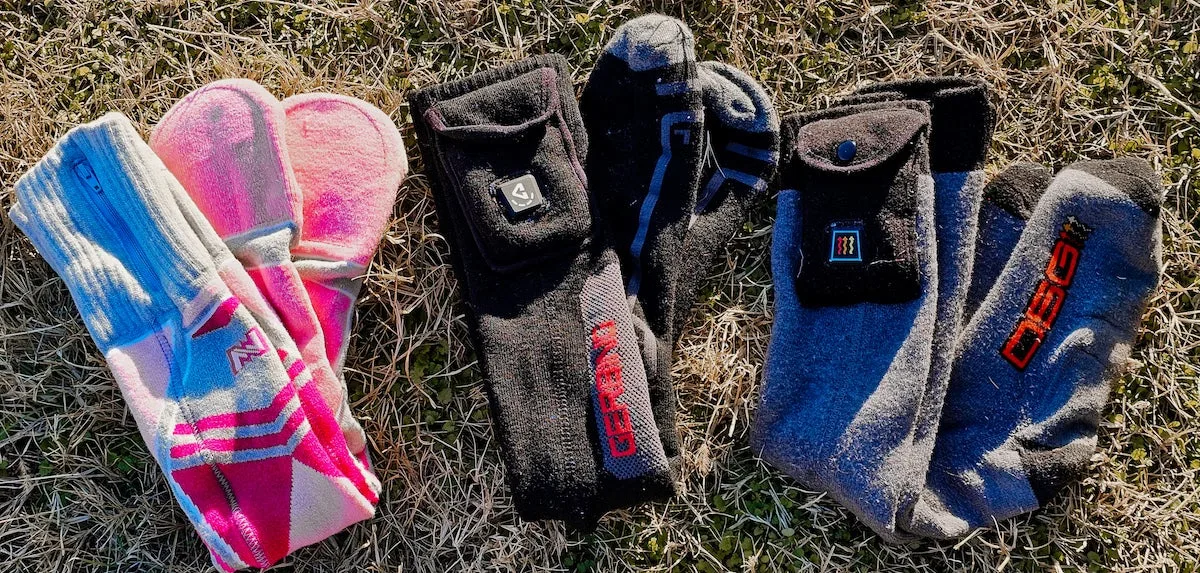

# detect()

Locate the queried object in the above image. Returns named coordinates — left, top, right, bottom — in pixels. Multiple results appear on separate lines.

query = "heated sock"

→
left=579, top=13, right=705, bottom=469
left=9, top=114, right=375, bottom=571
left=283, top=93, right=407, bottom=373
left=841, top=77, right=996, bottom=531
left=673, top=60, right=780, bottom=339
left=150, top=79, right=368, bottom=457
left=409, top=55, right=671, bottom=526
left=753, top=100, right=938, bottom=539
left=906, top=158, right=1162, bottom=538
left=964, top=162, right=1053, bottom=320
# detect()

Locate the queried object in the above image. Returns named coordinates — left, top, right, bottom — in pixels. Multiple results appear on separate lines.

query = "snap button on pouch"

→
left=835, top=139, right=857, bottom=163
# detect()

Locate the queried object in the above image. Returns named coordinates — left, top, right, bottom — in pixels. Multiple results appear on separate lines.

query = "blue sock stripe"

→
left=726, top=141, right=778, bottom=162
left=627, top=110, right=698, bottom=295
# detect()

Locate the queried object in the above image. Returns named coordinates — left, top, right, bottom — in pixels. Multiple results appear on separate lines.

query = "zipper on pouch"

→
left=71, top=160, right=170, bottom=306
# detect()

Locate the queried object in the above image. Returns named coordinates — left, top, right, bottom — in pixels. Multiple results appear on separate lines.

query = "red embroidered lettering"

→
left=1000, top=218, right=1090, bottom=369
left=590, top=320, right=637, bottom=458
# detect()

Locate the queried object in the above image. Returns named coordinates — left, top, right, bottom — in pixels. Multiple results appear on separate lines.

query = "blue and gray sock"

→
left=840, top=78, right=996, bottom=531
left=906, top=158, right=1162, bottom=538
left=754, top=99, right=938, bottom=539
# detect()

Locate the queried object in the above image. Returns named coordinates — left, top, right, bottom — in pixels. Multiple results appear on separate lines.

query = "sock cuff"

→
left=982, top=162, right=1053, bottom=219
left=10, top=113, right=223, bottom=348
left=842, top=76, right=995, bottom=173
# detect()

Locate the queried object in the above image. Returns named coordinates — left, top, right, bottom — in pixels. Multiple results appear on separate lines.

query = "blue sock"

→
left=754, top=99, right=938, bottom=539
left=843, top=78, right=996, bottom=532
left=906, top=158, right=1162, bottom=538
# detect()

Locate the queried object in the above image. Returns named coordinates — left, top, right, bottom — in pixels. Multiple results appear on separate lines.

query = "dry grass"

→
left=1, top=0, right=1198, bottom=571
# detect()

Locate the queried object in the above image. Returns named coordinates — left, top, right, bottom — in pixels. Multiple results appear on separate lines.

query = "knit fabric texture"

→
left=965, top=162, right=1053, bottom=321
left=8, top=113, right=376, bottom=571
left=150, top=79, right=368, bottom=457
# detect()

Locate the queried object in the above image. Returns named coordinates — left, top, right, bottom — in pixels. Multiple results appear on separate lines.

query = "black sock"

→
left=580, top=14, right=706, bottom=466
left=409, top=54, right=672, bottom=527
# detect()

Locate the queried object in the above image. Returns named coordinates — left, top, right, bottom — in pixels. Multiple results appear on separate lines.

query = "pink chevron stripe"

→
left=286, top=357, right=306, bottom=381
left=175, top=384, right=297, bottom=436
left=193, top=297, right=240, bottom=337
left=171, top=408, right=307, bottom=459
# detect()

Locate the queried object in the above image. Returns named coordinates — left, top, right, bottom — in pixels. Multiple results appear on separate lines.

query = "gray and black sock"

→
left=670, top=60, right=780, bottom=338
left=580, top=14, right=706, bottom=468
left=907, top=158, right=1162, bottom=538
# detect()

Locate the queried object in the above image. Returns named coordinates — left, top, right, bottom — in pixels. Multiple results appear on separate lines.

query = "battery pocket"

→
left=790, top=105, right=930, bottom=306
left=425, top=66, right=591, bottom=272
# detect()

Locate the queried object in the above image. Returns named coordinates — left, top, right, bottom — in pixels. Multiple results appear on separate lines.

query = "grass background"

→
left=1, top=0, right=1198, bottom=571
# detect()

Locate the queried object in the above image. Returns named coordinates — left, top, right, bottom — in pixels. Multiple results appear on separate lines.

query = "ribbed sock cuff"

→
left=10, top=113, right=221, bottom=347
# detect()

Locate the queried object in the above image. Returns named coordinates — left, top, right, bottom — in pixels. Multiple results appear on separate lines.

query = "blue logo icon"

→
left=829, top=225, right=862, bottom=263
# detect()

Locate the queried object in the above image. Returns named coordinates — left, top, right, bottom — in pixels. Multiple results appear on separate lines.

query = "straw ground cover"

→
left=1, top=0, right=1198, bottom=571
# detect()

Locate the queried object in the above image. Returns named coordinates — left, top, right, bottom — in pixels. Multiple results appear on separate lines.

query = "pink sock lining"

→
left=150, top=79, right=369, bottom=458
left=283, top=93, right=407, bottom=371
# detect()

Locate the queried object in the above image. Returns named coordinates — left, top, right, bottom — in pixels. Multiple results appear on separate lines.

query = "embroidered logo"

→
left=829, top=222, right=863, bottom=263
left=1001, top=217, right=1092, bottom=369
left=227, top=327, right=269, bottom=375
left=591, top=320, right=637, bottom=458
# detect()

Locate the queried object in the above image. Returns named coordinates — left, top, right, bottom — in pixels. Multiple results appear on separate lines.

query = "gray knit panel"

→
left=581, top=263, right=668, bottom=479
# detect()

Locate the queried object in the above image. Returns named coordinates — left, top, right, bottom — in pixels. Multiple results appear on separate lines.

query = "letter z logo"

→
left=227, top=327, right=269, bottom=375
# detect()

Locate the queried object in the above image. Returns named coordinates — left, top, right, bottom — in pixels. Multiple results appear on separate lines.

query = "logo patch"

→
left=1000, top=217, right=1092, bottom=369
left=227, top=327, right=269, bottom=375
left=590, top=320, right=637, bottom=458
left=828, top=222, right=863, bottom=263
left=496, top=174, right=543, bottom=220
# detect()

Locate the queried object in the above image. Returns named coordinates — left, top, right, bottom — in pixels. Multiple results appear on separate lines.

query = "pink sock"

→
left=10, top=114, right=374, bottom=570
left=150, top=79, right=368, bottom=457
left=282, top=93, right=407, bottom=372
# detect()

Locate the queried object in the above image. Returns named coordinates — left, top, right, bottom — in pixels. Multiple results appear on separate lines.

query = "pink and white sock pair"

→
left=151, top=80, right=408, bottom=460
left=9, top=107, right=402, bottom=570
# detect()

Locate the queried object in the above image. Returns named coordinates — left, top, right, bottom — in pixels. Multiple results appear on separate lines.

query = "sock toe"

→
left=982, top=162, right=1053, bottom=219
left=604, top=14, right=695, bottom=71
left=1067, top=157, right=1163, bottom=216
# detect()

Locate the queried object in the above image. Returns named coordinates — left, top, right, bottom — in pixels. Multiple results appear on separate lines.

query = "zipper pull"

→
left=72, top=161, right=104, bottom=195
